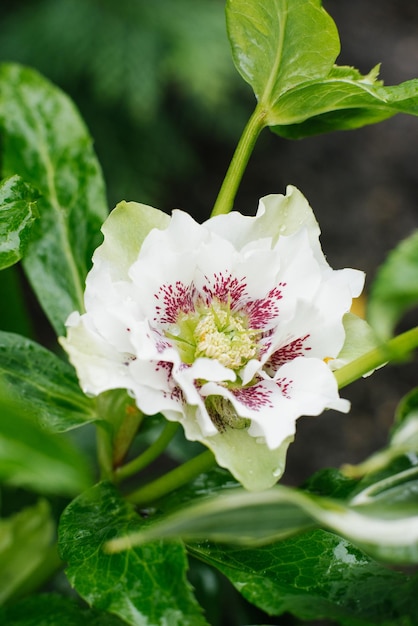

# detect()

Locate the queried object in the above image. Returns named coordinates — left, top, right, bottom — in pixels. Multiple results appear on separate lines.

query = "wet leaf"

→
left=0, top=175, right=38, bottom=270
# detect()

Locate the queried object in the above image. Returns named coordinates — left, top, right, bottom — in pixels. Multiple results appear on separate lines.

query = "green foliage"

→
left=0, top=0, right=242, bottom=207
left=0, top=594, right=127, bottom=626
left=0, top=176, right=38, bottom=270
left=226, top=0, right=418, bottom=137
left=0, top=386, right=92, bottom=495
left=0, top=63, right=108, bottom=335
left=0, top=501, right=59, bottom=605
left=368, top=230, right=418, bottom=339
left=58, top=482, right=208, bottom=626
left=0, top=331, right=95, bottom=432
left=106, top=458, right=418, bottom=564
left=189, top=531, right=418, bottom=625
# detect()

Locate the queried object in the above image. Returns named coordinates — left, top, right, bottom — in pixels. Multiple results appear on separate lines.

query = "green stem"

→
left=211, top=104, right=267, bottom=217
left=335, top=326, right=418, bottom=389
left=126, top=450, right=216, bottom=507
left=115, top=421, right=179, bottom=483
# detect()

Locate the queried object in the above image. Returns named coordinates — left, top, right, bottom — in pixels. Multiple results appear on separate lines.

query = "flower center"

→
left=167, top=300, right=259, bottom=370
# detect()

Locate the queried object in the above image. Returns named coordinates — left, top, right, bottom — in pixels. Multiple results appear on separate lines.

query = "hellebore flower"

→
left=61, top=186, right=366, bottom=490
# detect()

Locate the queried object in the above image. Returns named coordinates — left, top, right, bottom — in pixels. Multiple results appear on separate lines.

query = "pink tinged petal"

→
left=200, top=271, right=248, bottom=308
left=266, top=334, right=312, bottom=370
left=153, top=280, right=197, bottom=325
left=246, top=284, right=286, bottom=329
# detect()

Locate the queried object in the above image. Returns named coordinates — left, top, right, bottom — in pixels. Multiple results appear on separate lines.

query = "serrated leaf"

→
left=0, top=594, right=127, bottom=626
left=58, top=482, right=209, bottom=626
left=0, top=331, right=96, bottom=432
left=0, top=175, right=38, bottom=270
left=188, top=530, right=418, bottom=625
left=0, top=501, right=59, bottom=605
left=368, top=230, right=418, bottom=339
left=0, top=386, right=92, bottom=495
left=0, top=63, right=108, bottom=336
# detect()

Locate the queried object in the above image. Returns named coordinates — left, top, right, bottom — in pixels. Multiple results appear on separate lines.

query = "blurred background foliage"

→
left=0, top=0, right=417, bottom=480
left=0, top=0, right=249, bottom=208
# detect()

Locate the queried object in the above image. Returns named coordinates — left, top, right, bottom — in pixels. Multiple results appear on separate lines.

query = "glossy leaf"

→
left=0, top=594, right=127, bottom=626
left=0, top=386, right=92, bottom=495
left=368, top=230, right=418, bottom=339
left=0, top=63, right=108, bottom=335
left=226, top=0, right=418, bottom=137
left=269, top=74, right=418, bottom=138
left=0, top=175, right=38, bottom=270
left=0, top=331, right=96, bottom=432
left=58, top=482, right=209, bottom=626
left=226, top=0, right=339, bottom=105
left=189, top=530, right=418, bottom=625
left=107, top=475, right=418, bottom=564
left=0, top=501, right=59, bottom=605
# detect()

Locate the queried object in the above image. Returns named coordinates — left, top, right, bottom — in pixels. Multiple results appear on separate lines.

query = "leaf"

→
left=0, top=63, right=108, bottom=335
left=0, top=175, right=38, bottom=270
left=226, top=0, right=418, bottom=137
left=268, top=76, right=418, bottom=138
left=0, top=386, right=92, bottom=495
left=107, top=475, right=418, bottom=564
left=188, top=530, right=418, bottom=625
left=0, top=331, right=96, bottom=432
left=0, top=594, right=127, bottom=626
left=368, top=230, right=418, bottom=339
left=0, top=501, right=59, bottom=605
left=226, top=0, right=340, bottom=105
left=58, top=482, right=209, bottom=626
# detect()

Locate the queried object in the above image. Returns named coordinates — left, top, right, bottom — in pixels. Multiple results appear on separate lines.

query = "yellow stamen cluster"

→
left=194, top=303, right=257, bottom=369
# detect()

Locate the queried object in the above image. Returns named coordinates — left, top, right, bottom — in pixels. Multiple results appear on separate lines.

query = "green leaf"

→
left=226, top=0, right=340, bottom=106
left=226, top=1, right=418, bottom=137
left=0, top=267, right=34, bottom=337
left=0, top=175, right=38, bottom=270
left=189, top=530, right=418, bottom=625
left=107, top=477, right=418, bottom=564
left=0, top=63, right=108, bottom=335
left=0, top=331, right=96, bottom=432
left=58, top=482, right=209, bottom=626
left=0, top=386, right=92, bottom=495
left=368, top=230, right=418, bottom=339
left=268, top=76, right=418, bottom=138
left=0, top=501, right=59, bottom=605
left=0, top=594, right=127, bottom=626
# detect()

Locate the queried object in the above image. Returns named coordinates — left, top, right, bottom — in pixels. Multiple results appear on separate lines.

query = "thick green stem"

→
left=115, top=421, right=179, bottom=483
left=335, top=326, right=418, bottom=389
left=126, top=450, right=216, bottom=507
left=211, top=104, right=267, bottom=217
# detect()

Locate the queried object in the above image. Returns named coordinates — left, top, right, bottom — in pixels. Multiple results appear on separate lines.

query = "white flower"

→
left=60, top=186, right=366, bottom=490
